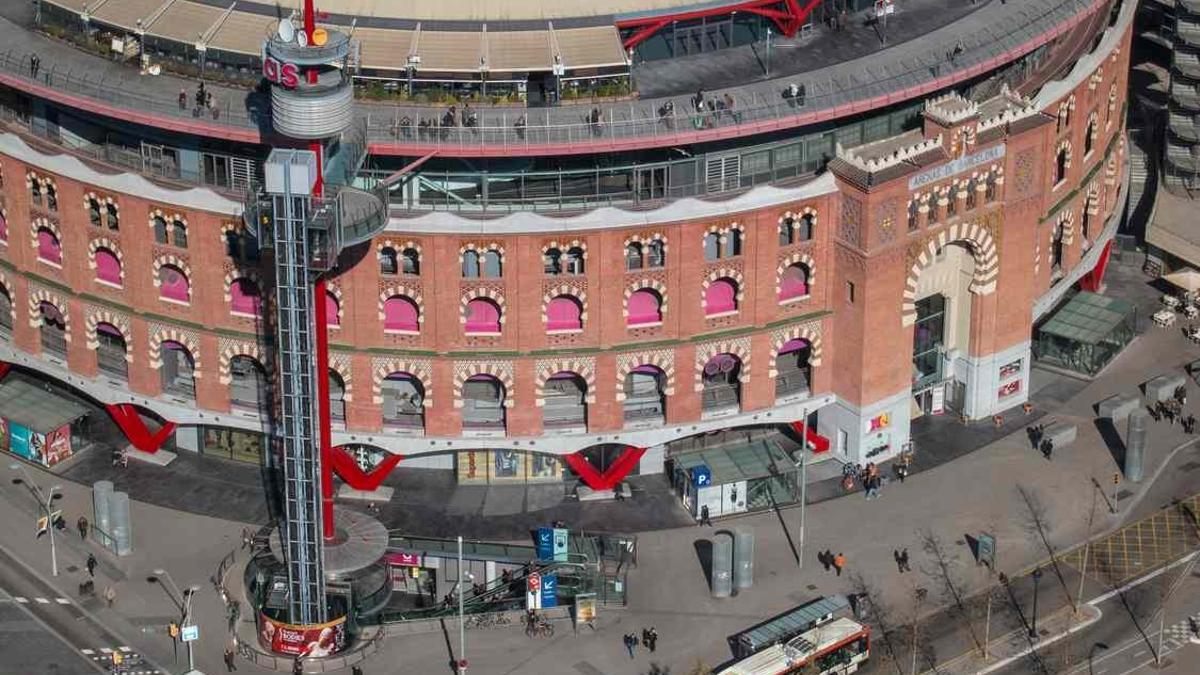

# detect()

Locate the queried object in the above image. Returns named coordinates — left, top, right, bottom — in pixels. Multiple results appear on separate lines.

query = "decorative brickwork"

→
left=83, top=307, right=132, bottom=358
left=146, top=323, right=202, bottom=375
left=768, top=322, right=824, bottom=377
left=614, top=350, right=676, bottom=400
left=902, top=222, right=999, bottom=326
left=371, top=356, right=434, bottom=407
left=533, top=357, right=597, bottom=406
left=26, top=285, right=69, bottom=341
left=451, top=360, right=514, bottom=408
left=217, top=338, right=269, bottom=385
left=693, top=337, right=751, bottom=391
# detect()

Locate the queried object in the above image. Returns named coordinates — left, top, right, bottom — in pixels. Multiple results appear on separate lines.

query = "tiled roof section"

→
left=828, top=145, right=949, bottom=190
left=831, top=131, right=948, bottom=188
left=924, top=92, right=980, bottom=125
left=976, top=85, right=1043, bottom=134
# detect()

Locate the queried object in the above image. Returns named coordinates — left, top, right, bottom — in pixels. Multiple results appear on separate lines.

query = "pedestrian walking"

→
left=648, top=626, right=658, bottom=652
left=103, top=585, right=116, bottom=608
left=819, top=549, right=831, bottom=571
left=833, top=552, right=846, bottom=577
left=899, top=548, right=911, bottom=572
left=292, top=656, right=303, bottom=675
left=893, top=549, right=904, bottom=573
left=352, top=666, right=364, bottom=675
left=77, top=515, right=89, bottom=540
left=699, top=505, right=712, bottom=527
left=223, top=645, right=237, bottom=672
left=86, top=553, right=98, bottom=577
left=178, top=88, right=188, bottom=110
left=29, top=54, right=40, bottom=79
left=623, top=632, right=637, bottom=658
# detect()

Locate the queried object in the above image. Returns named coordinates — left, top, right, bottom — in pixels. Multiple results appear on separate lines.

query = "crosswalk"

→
left=80, top=646, right=161, bottom=675
left=11, top=595, right=72, bottom=605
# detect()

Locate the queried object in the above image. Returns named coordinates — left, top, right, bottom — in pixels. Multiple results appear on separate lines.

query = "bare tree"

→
left=846, top=570, right=905, bottom=675
left=1016, top=485, right=1077, bottom=613
left=918, top=528, right=984, bottom=656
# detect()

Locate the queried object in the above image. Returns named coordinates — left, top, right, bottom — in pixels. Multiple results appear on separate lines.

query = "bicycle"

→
left=530, top=618, right=554, bottom=638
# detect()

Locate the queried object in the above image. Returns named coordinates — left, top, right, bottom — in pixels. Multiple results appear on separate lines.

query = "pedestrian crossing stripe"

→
left=13, top=597, right=27, bottom=603
left=99, top=647, right=112, bottom=654
left=118, top=646, right=132, bottom=652
left=80, top=649, right=94, bottom=655
left=54, top=597, right=70, bottom=604
left=33, top=597, right=49, bottom=604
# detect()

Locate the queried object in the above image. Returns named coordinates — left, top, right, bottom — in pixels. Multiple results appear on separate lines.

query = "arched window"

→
left=381, top=372, right=425, bottom=429
left=329, top=370, right=347, bottom=421
left=464, top=298, right=501, bottom=334
left=153, top=215, right=168, bottom=244
left=159, top=265, right=191, bottom=303
left=36, top=227, right=61, bottom=265
left=0, top=285, right=11, bottom=335
left=623, top=365, right=666, bottom=422
left=0, top=210, right=8, bottom=243
left=229, top=355, right=267, bottom=410
left=94, top=248, right=122, bottom=286
left=625, top=243, right=644, bottom=270
left=95, top=323, right=127, bottom=380
left=565, top=246, right=586, bottom=275
left=379, top=246, right=399, bottom=275
left=225, top=229, right=259, bottom=262
left=87, top=197, right=102, bottom=226
left=779, top=264, right=811, bottom=302
left=230, top=278, right=262, bottom=316
left=383, top=295, right=420, bottom=333
left=546, top=295, right=583, bottom=332
left=704, top=278, right=738, bottom=316
left=776, top=339, right=812, bottom=398
left=544, top=248, right=563, bottom=275
left=543, top=372, right=587, bottom=428
left=647, top=239, right=666, bottom=268
left=462, top=250, right=480, bottom=278
left=483, top=249, right=503, bottom=277
left=462, top=374, right=505, bottom=429
left=779, top=218, right=794, bottom=246
left=985, top=172, right=998, bottom=202
left=401, top=247, right=420, bottom=275
left=797, top=214, right=815, bottom=241
left=627, top=288, right=663, bottom=327
left=1051, top=222, right=1065, bottom=270
left=1085, top=119, right=1096, bottom=156
left=29, top=179, right=42, bottom=207
left=724, top=229, right=742, bottom=258
left=171, top=219, right=188, bottom=248
left=325, top=291, right=341, bottom=328
left=106, top=202, right=119, bottom=230
left=965, top=176, right=978, bottom=210
left=45, top=183, right=58, bottom=212
left=38, top=302, right=66, bottom=358
left=701, top=353, right=742, bottom=412
left=160, top=340, right=196, bottom=399
left=907, top=200, right=920, bottom=232
left=703, top=232, right=720, bottom=261
left=1055, top=147, right=1069, bottom=185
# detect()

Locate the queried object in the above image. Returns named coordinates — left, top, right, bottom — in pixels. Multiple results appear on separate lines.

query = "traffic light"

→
left=1113, top=472, right=1121, bottom=485
left=168, top=622, right=180, bottom=639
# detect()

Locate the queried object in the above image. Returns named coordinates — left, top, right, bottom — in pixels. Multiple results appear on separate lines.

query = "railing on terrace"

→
left=0, top=0, right=1112, bottom=149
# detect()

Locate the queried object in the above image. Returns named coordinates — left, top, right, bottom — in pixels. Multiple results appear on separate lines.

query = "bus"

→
left=716, top=617, right=871, bottom=675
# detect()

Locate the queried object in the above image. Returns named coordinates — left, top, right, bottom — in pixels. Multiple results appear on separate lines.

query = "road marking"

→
left=33, top=597, right=49, bottom=604
left=13, top=596, right=27, bottom=603
left=53, top=597, right=70, bottom=604
left=99, top=647, right=112, bottom=654
left=80, top=648, right=94, bottom=655
left=1132, top=650, right=1146, bottom=657
left=119, top=646, right=132, bottom=652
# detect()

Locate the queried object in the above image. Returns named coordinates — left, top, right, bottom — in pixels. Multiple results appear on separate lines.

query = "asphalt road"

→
left=0, top=541, right=161, bottom=675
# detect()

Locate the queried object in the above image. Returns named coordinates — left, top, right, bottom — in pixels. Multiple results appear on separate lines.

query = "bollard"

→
left=711, top=532, right=733, bottom=598
left=733, top=527, right=754, bottom=589
left=1125, top=410, right=1147, bottom=483
left=92, top=480, right=113, bottom=543
left=109, top=491, right=133, bottom=556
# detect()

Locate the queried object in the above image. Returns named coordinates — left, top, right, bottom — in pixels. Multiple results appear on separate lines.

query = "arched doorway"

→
left=623, top=365, right=666, bottom=424
left=380, top=372, right=425, bottom=431
left=911, top=242, right=976, bottom=416
left=701, top=353, right=742, bottom=414
left=462, top=374, right=505, bottom=431
left=542, top=371, right=587, bottom=429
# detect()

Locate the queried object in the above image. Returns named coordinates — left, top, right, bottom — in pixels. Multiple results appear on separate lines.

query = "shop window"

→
left=704, top=278, right=739, bottom=316
left=627, top=288, right=663, bottom=327
left=383, top=295, right=420, bottom=333
left=779, top=264, right=811, bottom=302
left=464, top=298, right=501, bottom=334
left=230, top=278, right=262, bottom=317
left=546, top=295, right=583, bottom=332
left=36, top=227, right=61, bottom=265
left=159, top=265, right=191, bottom=303
left=94, top=248, right=122, bottom=286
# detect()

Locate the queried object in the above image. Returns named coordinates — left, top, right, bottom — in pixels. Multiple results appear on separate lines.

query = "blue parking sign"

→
left=536, top=527, right=554, bottom=561
left=540, top=574, right=558, bottom=608
left=691, top=464, right=712, bottom=488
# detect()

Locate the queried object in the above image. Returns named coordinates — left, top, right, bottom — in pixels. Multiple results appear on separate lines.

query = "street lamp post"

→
left=457, top=535, right=467, bottom=675
left=10, top=463, right=63, bottom=577
left=152, top=568, right=201, bottom=674
left=794, top=406, right=809, bottom=571
left=1029, top=567, right=1044, bottom=639
left=911, top=587, right=927, bottom=675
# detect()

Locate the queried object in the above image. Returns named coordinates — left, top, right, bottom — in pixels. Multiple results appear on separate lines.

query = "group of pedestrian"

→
left=1149, top=386, right=1192, bottom=431
left=1026, top=423, right=1055, bottom=460
left=892, top=548, right=911, bottom=573
left=621, top=627, right=658, bottom=658
left=687, top=89, right=739, bottom=129
left=818, top=549, right=846, bottom=576
left=179, top=81, right=219, bottom=119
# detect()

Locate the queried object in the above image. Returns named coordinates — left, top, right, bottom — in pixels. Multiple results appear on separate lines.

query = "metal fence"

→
left=0, top=0, right=1109, bottom=149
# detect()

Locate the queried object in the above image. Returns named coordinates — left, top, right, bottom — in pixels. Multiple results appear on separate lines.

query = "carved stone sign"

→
left=908, top=144, right=1006, bottom=191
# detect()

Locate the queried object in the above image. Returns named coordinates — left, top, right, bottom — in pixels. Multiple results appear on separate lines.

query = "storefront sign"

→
left=691, top=464, right=713, bottom=488
left=258, top=613, right=347, bottom=656
left=526, top=572, right=542, bottom=610
left=262, top=55, right=300, bottom=89
left=540, top=574, right=558, bottom=609
left=385, top=551, right=421, bottom=567
left=866, top=413, right=891, bottom=433
left=908, top=144, right=1006, bottom=190
left=536, top=527, right=554, bottom=562
left=553, top=528, right=569, bottom=563
left=998, top=380, right=1021, bottom=399
left=998, top=359, right=1023, bottom=381
left=930, top=386, right=946, bottom=415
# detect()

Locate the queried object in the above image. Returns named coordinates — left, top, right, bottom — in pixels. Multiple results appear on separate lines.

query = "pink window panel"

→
left=325, top=291, right=341, bottom=327
left=0, top=212, right=8, bottom=241
left=627, top=289, right=662, bottom=326
left=97, top=322, right=122, bottom=339
left=704, top=279, right=737, bottom=315
left=465, top=298, right=501, bottom=334
left=230, top=279, right=261, bottom=316
left=94, top=249, right=122, bottom=285
left=37, top=229, right=61, bottom=264
left=546, top=296, right=582, bottom=331
left=779, top=265, right=810, bottom=300
left=384, top=296, right=420, bottom=332
left=159, top=267, right=190, bottom=302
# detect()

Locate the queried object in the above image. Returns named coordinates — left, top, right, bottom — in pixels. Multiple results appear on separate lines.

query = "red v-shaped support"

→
left=0, top=362, right=11, bottom=382
left=564, top=446, right=646, bottom=491
left=789, top=421, right=831, bottom=454
left=328, top=446, right=403, bottom=492
left=105, top=403, right=177, bottom=454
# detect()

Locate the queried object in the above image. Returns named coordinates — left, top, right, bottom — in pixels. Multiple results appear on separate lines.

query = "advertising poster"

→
left=998, top=359, right=1023, bottom=381
left=8, top=423, right=33, bottom=462
left=0, top=418, right=9, bottom=452
left=258, top=613, right=347, bottom=656
left=574, top=594, right=597, bottom=626
left=529, top=453, right=562, bottom=481
left=998, top=380, right=1021, bottom=399
left=42, top=425, right=73, bottom=467
left=457, top=450, right=488, bottom=483
left=552, top=528, right=569, bottom=562
left=493, top=449, right=522, bottom=480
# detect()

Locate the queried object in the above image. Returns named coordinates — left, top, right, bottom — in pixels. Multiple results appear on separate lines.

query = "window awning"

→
left=1038, top=291, right=1134, bottom=345
left=0, top=377, right=89, bottom=434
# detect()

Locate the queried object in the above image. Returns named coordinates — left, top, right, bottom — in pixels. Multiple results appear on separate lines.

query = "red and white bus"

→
left=717, top=617, right=871, bottom=675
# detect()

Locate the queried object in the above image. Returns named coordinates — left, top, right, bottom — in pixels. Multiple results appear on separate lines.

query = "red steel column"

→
left=314, top=277, right=335, bottom=540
